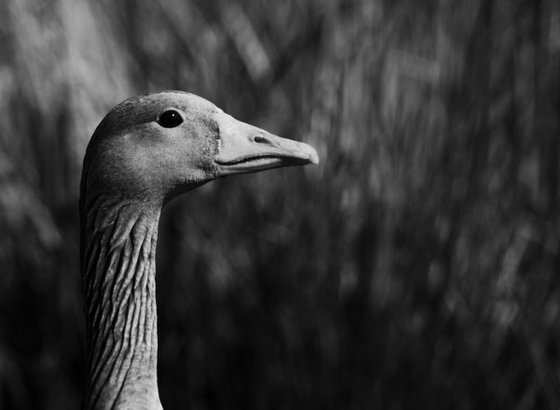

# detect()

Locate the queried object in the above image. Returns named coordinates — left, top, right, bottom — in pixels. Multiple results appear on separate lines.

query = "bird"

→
left=79, top=90, right=318, bottom=410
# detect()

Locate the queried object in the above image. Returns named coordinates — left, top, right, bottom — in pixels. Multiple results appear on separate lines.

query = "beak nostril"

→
left=253, top=135, right=269, bottom=144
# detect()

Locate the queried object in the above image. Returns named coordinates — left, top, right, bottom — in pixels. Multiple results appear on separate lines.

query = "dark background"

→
left=1, top=0, right=560, bottom=409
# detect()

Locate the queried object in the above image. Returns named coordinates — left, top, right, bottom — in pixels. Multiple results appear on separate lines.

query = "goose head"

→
left=82, top=91, right=318, bottom=205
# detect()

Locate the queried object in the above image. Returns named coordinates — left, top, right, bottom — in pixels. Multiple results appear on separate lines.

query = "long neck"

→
left=81, top=197, right=163, bottom=410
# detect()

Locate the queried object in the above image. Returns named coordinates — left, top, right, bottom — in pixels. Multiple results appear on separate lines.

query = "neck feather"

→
left=81, top=197, right=163, bottom=410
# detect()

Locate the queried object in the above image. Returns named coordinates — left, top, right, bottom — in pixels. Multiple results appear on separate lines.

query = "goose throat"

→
left=81, top=202, right=162, bottom=410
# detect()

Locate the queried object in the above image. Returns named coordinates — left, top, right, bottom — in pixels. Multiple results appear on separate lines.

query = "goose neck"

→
left=81, top=200, right=163, bottom=410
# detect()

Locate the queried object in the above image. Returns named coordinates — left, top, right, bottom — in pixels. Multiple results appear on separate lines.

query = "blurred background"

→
left=1, top=0, right=560, bottom=408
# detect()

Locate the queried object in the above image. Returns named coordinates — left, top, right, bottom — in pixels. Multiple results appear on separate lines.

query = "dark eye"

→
left=158, top=110, right=183, bottom=128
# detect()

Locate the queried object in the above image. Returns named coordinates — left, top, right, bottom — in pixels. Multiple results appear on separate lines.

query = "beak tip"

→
left=305, top=145, right=320, bottom=165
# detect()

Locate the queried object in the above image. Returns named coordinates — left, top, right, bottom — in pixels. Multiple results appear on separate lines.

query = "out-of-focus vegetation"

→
left=1, top=0, right=560, bottom=408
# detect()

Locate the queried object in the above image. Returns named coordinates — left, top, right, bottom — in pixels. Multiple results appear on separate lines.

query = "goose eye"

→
left=158, top=110, right=183, bottom=128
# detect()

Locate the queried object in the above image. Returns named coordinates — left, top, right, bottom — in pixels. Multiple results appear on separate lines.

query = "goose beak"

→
left=214, top=112, right=319, bottom=176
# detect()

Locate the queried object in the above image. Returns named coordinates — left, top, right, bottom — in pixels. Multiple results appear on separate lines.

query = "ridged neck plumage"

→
left=80, top=194, right=163, bottom=410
